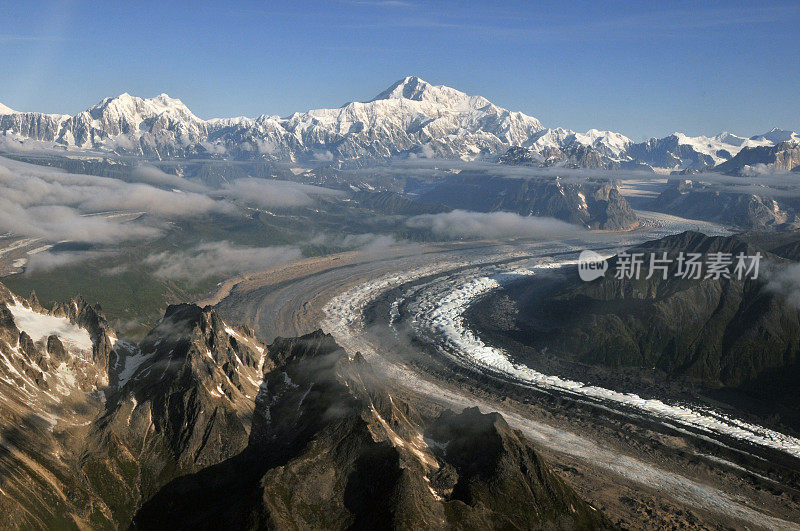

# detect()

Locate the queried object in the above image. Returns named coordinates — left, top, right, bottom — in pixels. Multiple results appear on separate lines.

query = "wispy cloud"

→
left=0, top=34, right=67, bottom=44
left=144, top=241, right=302, bottom=281
left=308, top=232, right=410, bottom=252
left=0, top=156, right=346, bottom=245
left=219, top=177, right=344, bottom=208
left=340, top=4, right=800, bottom=41
left=23, top=250, right=109, bottom=274
left=407, top=210, right=584, bottom=240
left=765, top=261, right=800, bottom=308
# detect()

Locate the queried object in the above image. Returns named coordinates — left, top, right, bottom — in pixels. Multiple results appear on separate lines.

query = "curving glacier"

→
left=408, top=264, right=800, bottom=459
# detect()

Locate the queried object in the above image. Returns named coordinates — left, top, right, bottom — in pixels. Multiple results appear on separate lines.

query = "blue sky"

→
left=1, top=0, right=798, bottom=140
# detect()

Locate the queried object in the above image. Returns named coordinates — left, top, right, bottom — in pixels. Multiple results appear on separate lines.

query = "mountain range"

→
left=1, top=76, right=797, bottom=172
left=0, top=282, right=610, bottom=528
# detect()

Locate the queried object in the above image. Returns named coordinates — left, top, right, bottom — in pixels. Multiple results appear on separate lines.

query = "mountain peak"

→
left=750, top=128, right=800, bottom=144
left=0, top=101, right=17, bottom=114
left=370, top=75, right=471, bottom=106
left=86, top=92, right=199, bottom=123
left=371, top=76, right=431, bottom=100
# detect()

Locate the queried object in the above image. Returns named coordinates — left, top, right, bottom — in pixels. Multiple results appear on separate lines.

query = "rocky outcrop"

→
left=133, top=329, right=610, bottom=529
left=715, top=141, right=800, bottom=175
left=0, top=287, right=269, bottom=527
left=0, top=285, right=117, bottom=527
left=0, top=283, right=607, bottom=528
left=500, top=143, right=620, bottom=170
left=418, top=171, right=639, bottom=230
left=79, top=303, right=267, bottom=523
left=650, top=178, right=800, bottom=230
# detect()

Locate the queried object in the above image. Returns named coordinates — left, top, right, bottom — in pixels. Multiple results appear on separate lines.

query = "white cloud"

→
left=220, top=177, right=344, bottom=208
left=0, top=199, right=159, bottom=243
left=0, top=156, right=244, bottom=244
left=406, top=210, right=584, bottom=239
left=144, top=241, right=302, bottom=281
left=764, top=261, right=800, bottom=308
left=309, top=232, right=409, bottom=252
left=130, top=165, right=208, bottom=192
left=313, top=150, right=334, bottom=161
left=23, top=250, right=108, bottom=273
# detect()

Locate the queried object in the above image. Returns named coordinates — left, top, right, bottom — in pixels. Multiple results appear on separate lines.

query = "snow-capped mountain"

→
left=499, top=127, right=637, bottom=169
left=625, top=131, right=776, bottom=171
left=715, top=140, right=800, bottom=175
left=0, top=92, right=208, bottom=158
left=0, top=76, right=796, bottom=171
left=528, top=128, right=632, bottom=160
left=0, top=77, right=545, bottom=162
left=749, top=128, right=800, bottom=145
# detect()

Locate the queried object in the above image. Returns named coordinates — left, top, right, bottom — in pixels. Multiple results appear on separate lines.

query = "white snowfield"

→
left=8, top=299, right=93, bottom=353
left=0, top=299, right=105, bottom=415
left=670, top=131, right=775, bottom=165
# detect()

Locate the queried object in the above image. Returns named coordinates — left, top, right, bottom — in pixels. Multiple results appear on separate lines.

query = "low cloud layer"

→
left=308, top=232, right=408, bottom=252
left=130, top=165, right=208, bottom=192
left=23, top=249, right=109, bottom=274
left=144, top=241, right=302, bottom=281
left=0, top=200, right=160, bottom=243
left=406, top=210, right=584, bottom=239
left=220, top=177, right=344, bottom=209
left=0, top=156, right=344, bottom=246
left=765, top=261, right=800, bottom=308
left=0, top=158, right=231, bottom=244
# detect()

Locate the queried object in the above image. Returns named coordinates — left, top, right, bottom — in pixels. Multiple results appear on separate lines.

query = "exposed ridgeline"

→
left=0, top=288, right=266, bottom=527
left=134, top=330, right=610, bottom=529
left=80, top=303, right=269, bottom=524
left=0, top=284, right=117, bottom=526
left=0, top=282, right=610, bottom=528
left=417, top=171, right=639, bottom=230
left=500, top=130, right=800, bottom=172
left=500, top=231, right=800, bottom=428
left=499, top=140, right=644, bottom=171
left=715, top=141, right=800, bottom=175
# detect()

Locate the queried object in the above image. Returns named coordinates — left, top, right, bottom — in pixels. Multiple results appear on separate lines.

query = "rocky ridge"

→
left=0, top=282, right=609, bottom=528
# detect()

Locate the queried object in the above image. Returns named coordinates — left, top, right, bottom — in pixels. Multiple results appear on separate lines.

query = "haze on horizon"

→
left=1, top=0, right=799, bottom=140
